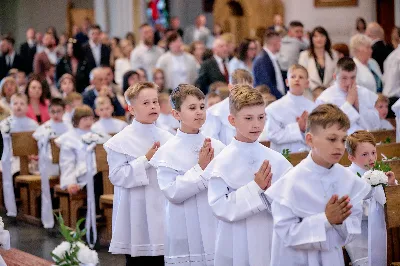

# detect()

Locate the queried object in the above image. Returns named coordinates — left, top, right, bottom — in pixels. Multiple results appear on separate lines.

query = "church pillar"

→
left=107, top=0, right=134, bottom=38
left=94, top=0, right=108, bottom=32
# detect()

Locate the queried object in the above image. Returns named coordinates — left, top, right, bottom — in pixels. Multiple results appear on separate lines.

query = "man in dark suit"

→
left=253, top=31, right=286, bottom=99
left=0, top=35, right=23, bottom=80
left=19, top=28, right=37, bottom=75
left=366, top=22, right=393, bottom=73
left=80, top=24, right=111, bottom=89
left=195, top=38, right=229, bottom=94
left=82, top=67, right=125, bottom=116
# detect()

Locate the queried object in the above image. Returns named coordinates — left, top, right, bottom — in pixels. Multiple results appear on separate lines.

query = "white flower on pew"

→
left=0, top=117, right=12, bottom=135
left=362, top=170, right=388, bottom=187
left=52, top=241, right=71, bottom=259
left=0, top=216, right=4, bottom=230
left=76, top=242, right=99, bottom=265
left=82, top=132, right=110, bottom=145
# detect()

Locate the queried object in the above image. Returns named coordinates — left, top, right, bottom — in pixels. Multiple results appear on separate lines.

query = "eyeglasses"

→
left=50, top=109, right=64, bottom=114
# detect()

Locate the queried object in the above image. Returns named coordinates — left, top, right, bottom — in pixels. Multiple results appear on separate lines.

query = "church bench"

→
left=386, top=160, right=400, bottom=183
left=287, top=151, right=308, bottom=166
left=114, top=115, right=127, bottom=122
left=388, top=118, right=396, bottom=128
left=99, top=194, right=113, bottom=244
left=0, top=248, right=52, bottom=266
left=11, top=132, right=42, bottom=223
left=95, top=144, right=113, bottom=195
left=384, top=185, right=400, bottom=265
left=377, top=143, right=400, bottom=160
left=369, top=129, right=396, bottom=144
left=259, top=141, right=270, bottom=148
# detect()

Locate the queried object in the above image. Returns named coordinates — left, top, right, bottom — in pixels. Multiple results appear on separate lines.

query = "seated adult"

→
left=25, top=76, right=50, bottom=123
left=228, top=38, right=257, bottom=76
left=332, top=43, right=350, bottom=59
left=82, top=67, right=125, bottom=116
left=366, top=22, right=393, bottom=73
left=350, top=34, right=383, bottom=93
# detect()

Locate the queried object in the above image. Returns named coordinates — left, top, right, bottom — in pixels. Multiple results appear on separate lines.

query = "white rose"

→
left=77, top=242, right=99, bottom=265
left=52, top=241, right=71, bottom=259
left=363, top=170, right=388, bottom=186
left=0, top=216, right=4, bottom=230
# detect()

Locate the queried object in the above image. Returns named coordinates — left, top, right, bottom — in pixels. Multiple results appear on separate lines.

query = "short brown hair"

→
left=209, top=81, right=228, bottom=92
left=231, top=69, right=253, bottom=85
left=229, top=84, right=264, bottom=114
left=287, top=64, right=309, bottom=78
left=124, top=82, right=158, bottom=105
left=72, top=105, right=94, bottom=128
left=332, top=43, right=350, bottom=58
left=158, top=92, right=170, bottom=103
left=95, top=96, right=112, bottom=109
left=345, top=130, right=376, bottom=156
left=206, top=91, right=221, bottom=100
left=10, top=93, right=28, bottom=105
left=64, top=92, right=83, bottom=105
left=263, top=30, right=280, bottom=45
left=376, top=93, right=389, bottom=105
left=255, top=85, right=271, bottom=94
left=306, top=104, right=350, bottom=133
left=170, top=84, right=205, bottom=111
left=336, top=57, right=356, bottom=73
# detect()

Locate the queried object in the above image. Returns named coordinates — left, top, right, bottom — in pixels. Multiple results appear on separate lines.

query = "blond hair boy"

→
left=91, top=96, right=128, bottom=134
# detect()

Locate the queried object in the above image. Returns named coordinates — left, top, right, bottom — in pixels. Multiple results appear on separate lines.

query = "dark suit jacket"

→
left=0, top=53, right=24, bottom=80
left=372, top=40, right=393, bottom=73
left=82, top=89, right=125, bottom=116
left=253, top=50, right=283, bottom=99
left=80, top=43, right=111, bottom=88
left=195, top=57, right=226, bottom=94
left=55, top=57, right=88, bottom=93
left=20, top=42, right=37, bottom=75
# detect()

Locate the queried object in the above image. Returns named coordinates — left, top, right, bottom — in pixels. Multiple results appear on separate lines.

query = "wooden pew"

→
left=288, top=151, right=308, bottom=166
left=50, top=138, right=87, bottom=228
left=114, top=116, right=127, bottom=122
left=386, top=160, right=400, bottom=183
left=0, top=248, right=52, bottom=266
left=377, top=143, right=400, bottom=160
left=387, top=118, right=396, bottom=128
left=99, top=194, right=113, bottom=244
left=259, top=141, right=270, bottom=148
left=384, top=186, right=400, bottom=265
left=11, top=132, right=58, bottom=224
left=370, top=129, right=396, bottom=144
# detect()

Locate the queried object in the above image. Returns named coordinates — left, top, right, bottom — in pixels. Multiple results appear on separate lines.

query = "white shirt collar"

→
left=89, top=40, right=100, bottom=49
left=348, top=162, right=367, bottom=176
left=214, top=54, right=226, bottom=64
left=264, top=47, right=276, bottom=60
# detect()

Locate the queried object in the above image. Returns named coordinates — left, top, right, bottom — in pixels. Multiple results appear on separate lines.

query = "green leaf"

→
left=357, top=172, right=361, bottom=177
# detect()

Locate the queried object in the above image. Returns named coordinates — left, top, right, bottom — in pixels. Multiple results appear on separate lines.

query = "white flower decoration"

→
left=0, top=217, right=4, bottom=230
left=82, top=132, right=110, bottom=145
left=362, top=170, right=388, bottom=187
left=76, top=242, right=99, bottom=264
left=52, top=241, right=71, bottom=259
left=0, top=117, right=12, bottom=134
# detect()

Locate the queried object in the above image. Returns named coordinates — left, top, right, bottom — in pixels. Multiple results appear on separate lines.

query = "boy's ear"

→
left=172, top=109, right=180, bottom=121
left=285, top=78, right=289, bottom=87
left=127, top=105, right=135, bottom=116
left=305, top=132, right=313, bottom=148
left=333, top=72, right=337, bottom=80
left=228, top=114, right=235, bottom=127
left=348, top=154, right=356, bottom=163
left=95, top=109, right=100, bottom=117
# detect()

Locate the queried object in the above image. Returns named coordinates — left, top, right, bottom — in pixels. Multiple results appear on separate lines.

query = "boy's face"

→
left=11, top=98, right=28, bottom=117
left=228, top=104, right=266, bottom=143
left=287, top=69, right=309, bottom=96
left=335, top=70, right=357, bottom=93
left=49, top=105, right=65, bottom=123
left=206, top=96, right=221, bottom=109
left=95, top=103, right=113, bottom=119
left=128, top=88, right=160, bottom=124
left=78, top=116, right=94, bottom=131
left=173, top=95, right=205, bottom=131
left=160, top=100, right=172, bottom=114
left=16, top=72, right=26, bottom=86
left=375, top=100, right=388, bottom=119
left=262, top=93, right=276, bottom=107
left=72, top=99, right=83, bottom=109
left=349, top=142, right=377, bottom=170
left=306, top=123, right=347, bottom=167
left=61, top=79, right=74, bottom=95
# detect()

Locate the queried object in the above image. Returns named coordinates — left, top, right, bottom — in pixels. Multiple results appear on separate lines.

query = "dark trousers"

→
left=387, top=96, right=399, bottom=118
left=125, top=255, right=164, bottom=266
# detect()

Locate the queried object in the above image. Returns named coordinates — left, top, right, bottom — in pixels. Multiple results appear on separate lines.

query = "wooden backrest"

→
left=338, top=151, right=351, bottom=167
left=114, top=116, right=126, bottom=122
left=386, top=159, right=400, bottom=183
left=370, top=129, right=396, bottom=143
left=387, top=118, right=396, bottom=128
left=11, top=132, right=38, bottom=156
left=49, top=139, right=60, bottom=164
left=288, top=152, right=308, bottom=166
left=385, top=186, right=400, bottom=229
left=377, top=143, right=400, bottom=160
left=259, top=141, right=270, bottom=148
left=95, top=144, right=108, bottom=172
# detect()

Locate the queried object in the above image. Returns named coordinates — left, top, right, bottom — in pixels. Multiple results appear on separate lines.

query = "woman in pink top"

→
left=25, top=76, right=50, bottom=124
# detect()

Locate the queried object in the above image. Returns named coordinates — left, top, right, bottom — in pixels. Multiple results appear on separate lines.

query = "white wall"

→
left=395, top=0, right=400, bottom=26
left=283, top=0, right=376, bottom=43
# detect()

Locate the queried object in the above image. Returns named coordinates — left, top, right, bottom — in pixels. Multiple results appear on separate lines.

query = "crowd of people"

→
left=0, top=12, right=400, bottom=266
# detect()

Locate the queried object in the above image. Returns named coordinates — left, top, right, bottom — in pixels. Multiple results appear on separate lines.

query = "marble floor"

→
left=3, top=214, right=125, bottom=265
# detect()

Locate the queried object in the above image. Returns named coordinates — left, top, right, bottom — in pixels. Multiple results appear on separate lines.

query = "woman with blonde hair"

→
left=0, top=77, right=18, bottom=109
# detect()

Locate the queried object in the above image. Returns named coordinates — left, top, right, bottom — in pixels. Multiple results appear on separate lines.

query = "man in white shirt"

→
left=383, top=44, right=400, bottom=117
left=183, top=14, right=211, bottom=45
left=253, top=30, right=286, bottom=99
left=130, top=24, right=164, bottom=82
left=316, top=57, right=380, bottom=133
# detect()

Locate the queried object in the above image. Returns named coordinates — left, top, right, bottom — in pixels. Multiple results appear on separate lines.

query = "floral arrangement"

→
left=81, top=132, right=109, bottom=146
left=0, top=117, right=12, bottom=134
left=51, top=214, right=98, bottom=266
left=282, top=149, right=291, bottom=160
left=358, top=161, right=391, bottom=187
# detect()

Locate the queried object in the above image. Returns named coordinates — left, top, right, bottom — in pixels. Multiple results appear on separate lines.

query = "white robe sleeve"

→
left=59, top=146, right=79, bottom=189
left=157, top=164, right=207, bottom=204
left=201, top=114, right=221, bottom=140
left=340, top=101, right=361, bottom=125
left=106, top=148, right=151, bottom=189
left=208, top=176, right=267, bottom=222
left=359, top=105, right=381, bottom=130
left=271, top=201, right=333, bottom=251
left=265, top=114, right=303, bottom=145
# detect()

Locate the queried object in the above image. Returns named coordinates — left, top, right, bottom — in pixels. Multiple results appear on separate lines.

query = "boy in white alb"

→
left=205, top=85, right=292, bottom=266
left=266, top=104, right=371, bottom=266
left=33, top=98, right=70, bottom=228
left=375, top=94, right=394, bottom=130
left=156, top=92, right=180, bottom=134
left=91, top=96, right=128, bottom=134
left=150, top=84, right=225, bottom=265
left=316, top=57, right=380, bottom=133
left=202, top=69, right=254, bottom=145
left=345, top=131, right=396, bottom=266
left=62, top=92, right=83, bottom=125
left=265, top=64, right=316, bottom=153
left=0, top=93, right=38, bottom=217
left=104, top=82, right=173, bottom=266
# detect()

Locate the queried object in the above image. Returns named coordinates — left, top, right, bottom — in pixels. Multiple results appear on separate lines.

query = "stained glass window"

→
left=146, top=0, right=169, bottom=28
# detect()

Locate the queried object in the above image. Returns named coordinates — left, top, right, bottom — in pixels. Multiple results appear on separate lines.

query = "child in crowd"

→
left=150, top=84, right=225, bottom=266
left=155, top=92, right=179, bottom=134
left=345, top=130, right=396, bottom=266
left=266, top=104, right=371, bottom=265
left=205, top=91, right=222, bottom=109
left=265, top=64, right=316, bottom=153
left=312, top=85, right=326, bottom=102
left=205, top=85, right=292, bottom=265
left=91, top=96, right=128, bottom=134
left=16, top=71, right=27, bottom=93
left=392, top=98, right=400, bottom=142
left=33, top=98, right=70, bottom=228
left=58, top=73, right=76, bottom=98
left=63, top=92, right=83, bottom=124
left=0, top=93, right=39, bottom=217
left=202, top=69, right=254, bottom=145
left=104, top=82, right=173, bottom=266
left=0, top=77, right=18, bottom=110
left=375, top=94, right=394, bottom=129
left=316, top=58, right=380, bottom=133
left=255, top=84, right=276, bottom=107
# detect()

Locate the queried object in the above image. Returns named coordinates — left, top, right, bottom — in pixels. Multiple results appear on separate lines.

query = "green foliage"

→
left=365, top=161, right=392, bottom=172
left=383, top=137, right=391, bottom=144
left=282, top=149, right=291, bottom=160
